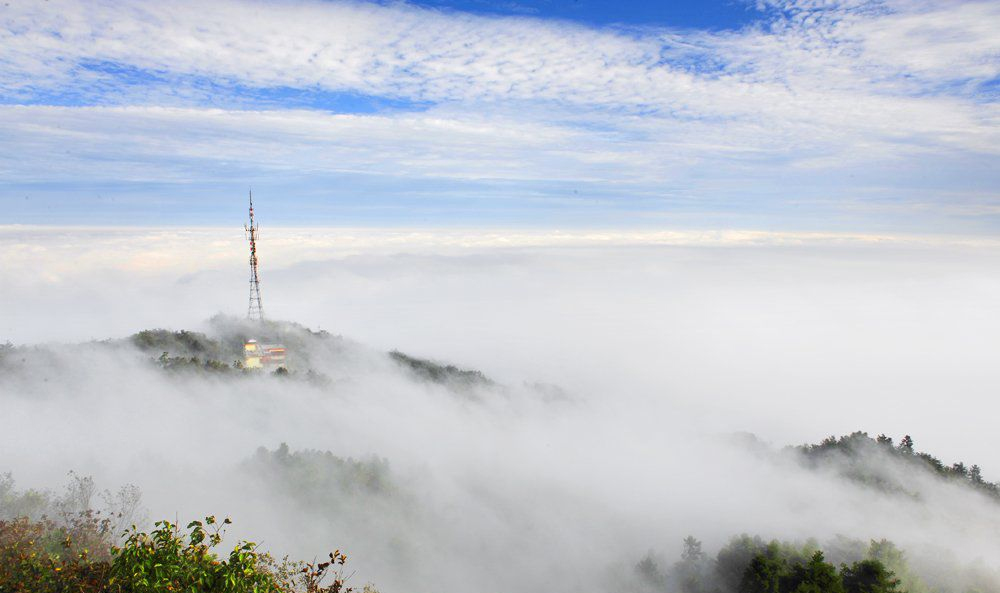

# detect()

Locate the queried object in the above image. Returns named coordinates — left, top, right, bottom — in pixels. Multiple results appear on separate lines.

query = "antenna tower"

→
left=245, top=189, right=265, bottom=321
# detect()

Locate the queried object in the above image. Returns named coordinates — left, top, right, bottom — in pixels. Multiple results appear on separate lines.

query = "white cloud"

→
left=0, top=0, right=998, bottom=228
left=3, top=0, right=997, bottom=134
left=4, top=228, right=1000, bottom=591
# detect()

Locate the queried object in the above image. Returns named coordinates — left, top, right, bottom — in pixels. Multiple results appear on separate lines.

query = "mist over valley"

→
left=3, top=229, right=999, bottom=592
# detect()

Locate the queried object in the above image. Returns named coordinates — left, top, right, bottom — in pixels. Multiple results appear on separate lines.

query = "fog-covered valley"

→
left=3, top=228, right=1000, bottom=592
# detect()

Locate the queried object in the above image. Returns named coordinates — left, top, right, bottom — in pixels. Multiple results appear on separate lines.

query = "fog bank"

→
left=2, top=227, right=999, bottom=591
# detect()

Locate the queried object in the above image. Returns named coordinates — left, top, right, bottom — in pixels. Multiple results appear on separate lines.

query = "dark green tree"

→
left=740, top=546, right=786, bottom=593
left=969, top=465, right=983, bottom=484
left=717, top=535, right=768, bottom=592
left=784, top=551, right=844, bottom=593
left=841, top=559, right=902, bottom=593
left=897, top=436, right=914, bottom=453
left=867, top=539, right=924, bottom=593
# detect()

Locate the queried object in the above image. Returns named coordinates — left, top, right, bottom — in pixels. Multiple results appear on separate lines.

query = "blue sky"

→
left=0, top=0, right=998, bottom=232
left=404, top=0, right=762, bottom=29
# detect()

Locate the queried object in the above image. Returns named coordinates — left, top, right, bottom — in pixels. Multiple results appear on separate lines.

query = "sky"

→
left=1, top=0, right=998, bottom=232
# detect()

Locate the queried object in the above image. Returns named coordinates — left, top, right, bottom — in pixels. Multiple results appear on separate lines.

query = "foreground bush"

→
left=0, top=514, right=368, bottom=593
left=0, top=512, right=113, bottom=593
left=110, top=516, right=289, bottom=593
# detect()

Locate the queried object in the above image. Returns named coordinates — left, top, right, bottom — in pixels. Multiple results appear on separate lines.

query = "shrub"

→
left=0, top=514, right=370, bottom=593
left=0, top=512, right=113, bottom=593
left=109, top=516, right=283, bottom=593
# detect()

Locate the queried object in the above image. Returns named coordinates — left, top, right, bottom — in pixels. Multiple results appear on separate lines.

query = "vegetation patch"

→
left=389, top=350, right=493, bottom=388
left=246, top=444, right=394, bottom=504
left=794, top=432, right=1000, bottom=501
left=0, top=473, right=376, bottom=593
left=635, top=536, right=923, bottom=593
left=132, top=329, right=226, bottom=360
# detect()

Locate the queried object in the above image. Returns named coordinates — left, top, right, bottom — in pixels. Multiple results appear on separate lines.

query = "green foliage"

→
left=0, top=513, right=371, bottom=593
left=739, top=543, right=786, bottom=593
left=109, top=516, right=284, bottom=593
left=156, top=352, right=237, bottom=375
left=716, top=535, right=771, bottom=592
left=786, top=552, right=844, bottom=593
left=795, top=432, right=1000, bottom=501
left=109, top=517, right=373, bottom=593
left=389, top=350, right=493, bottom=388
left=675, top=536, right=709, bottom=593
left=247, top=444, right=393, bottom=503
left=649, top=536, right=911, bottom=593
left=738, top=547, right=897, bottom=593
left=133, top=329, right=225, bottom=360
left=866, top=540, right=925, bottom=593
left=0, top=512, right=113, bottom=593
left=842, top=559, right=903, bottom=593
left=0, top=471, right=373, bottom=592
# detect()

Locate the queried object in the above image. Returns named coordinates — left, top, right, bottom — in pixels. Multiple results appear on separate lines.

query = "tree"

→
left=635, top=552, right=666, bottom=590
left=897, top=436, right=913, bottom=454
left=969, top=465, right=983, bottom=484
left=841, top=559, right=902, bottom=593
left=783, top=551, right=844, bottom=593
left=740, top=549, right=786, bottom=593
left=682, top=536, right=706, bottom=563
left=675, top=537, right=708, bottom=593
left=717, top=535, right=769, bottom=592
left=867, top=539, right=925, bottom=593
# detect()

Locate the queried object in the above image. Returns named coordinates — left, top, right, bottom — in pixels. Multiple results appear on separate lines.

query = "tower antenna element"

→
left=245, top=189, right=264, bottom=321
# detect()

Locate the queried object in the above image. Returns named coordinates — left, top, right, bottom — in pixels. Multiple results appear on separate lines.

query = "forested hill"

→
left=792, top=431, right=1000, bottom=502
left=623, top=431, right=1000, bottom=593
left=130, top=320, right=496, bottom=388
left=0, top=317, right=532, bottom=405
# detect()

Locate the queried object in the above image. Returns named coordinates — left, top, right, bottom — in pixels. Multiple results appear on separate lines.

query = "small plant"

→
left=110, top=515, right=282, bottom=593
left=301, top=549, right=354, bottom=593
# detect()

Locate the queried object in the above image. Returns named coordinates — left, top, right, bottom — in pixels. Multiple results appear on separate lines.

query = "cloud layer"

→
left=3, top=229, right=1000, bottom=592
left=1, top=0, right=998, bottom=229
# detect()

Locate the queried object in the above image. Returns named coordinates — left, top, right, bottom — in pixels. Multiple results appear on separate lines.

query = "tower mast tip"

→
left=245, top=191, right=264, bottom=321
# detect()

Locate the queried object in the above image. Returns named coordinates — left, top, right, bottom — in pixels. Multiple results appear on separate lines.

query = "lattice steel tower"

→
left=245, top=189, right=265, bottom=321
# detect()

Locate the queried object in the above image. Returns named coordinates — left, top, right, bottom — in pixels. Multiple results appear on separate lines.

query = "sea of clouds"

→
left=2, top=227, right=1000, bottom=592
